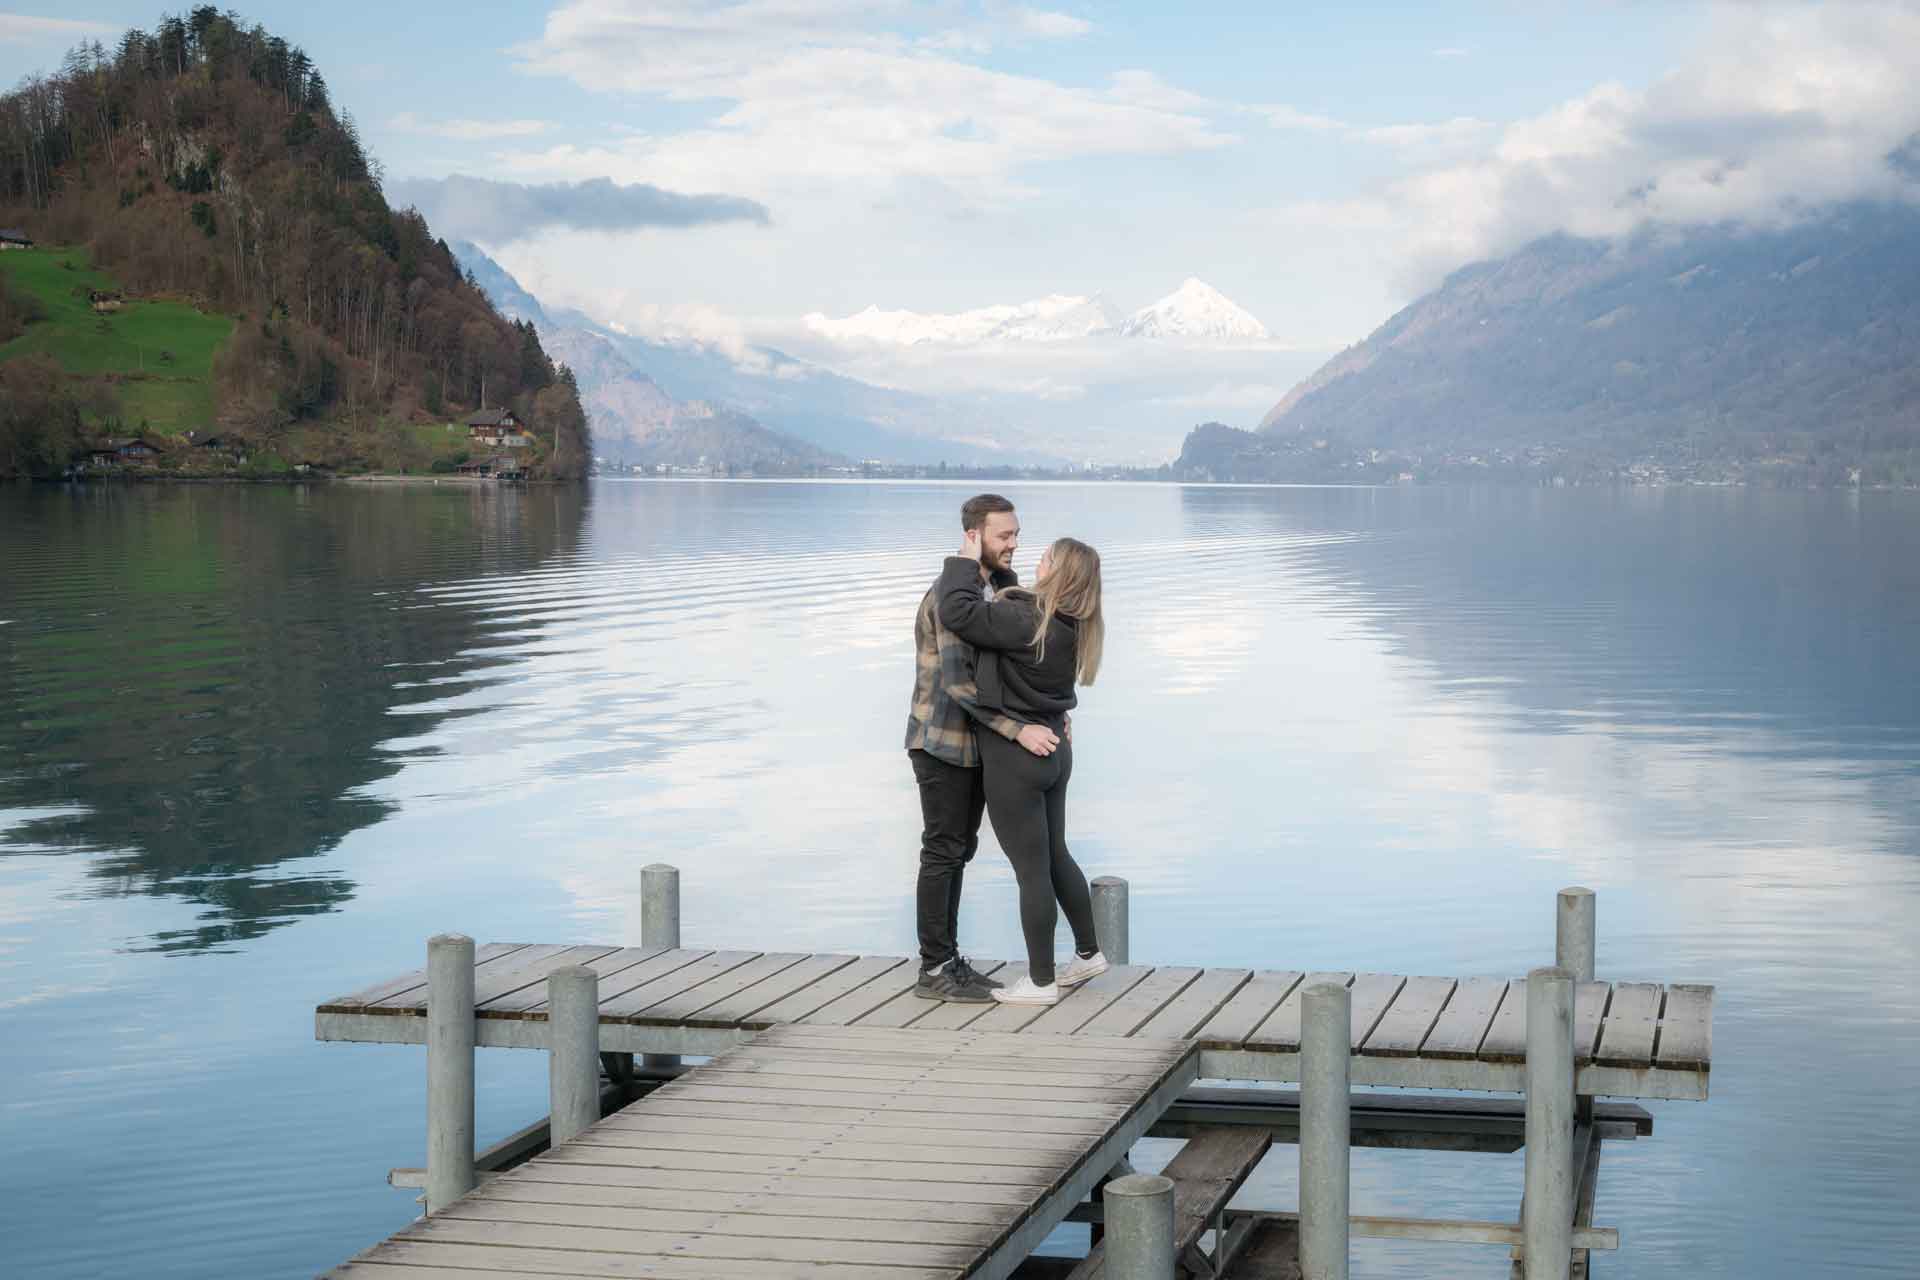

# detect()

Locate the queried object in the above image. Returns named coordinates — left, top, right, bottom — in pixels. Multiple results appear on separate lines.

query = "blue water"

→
left=2, top=479, right=1917, bottom=1276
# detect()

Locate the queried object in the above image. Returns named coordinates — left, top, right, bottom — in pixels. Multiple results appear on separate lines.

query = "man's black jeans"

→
left=909, top=748, right=988, bottom=972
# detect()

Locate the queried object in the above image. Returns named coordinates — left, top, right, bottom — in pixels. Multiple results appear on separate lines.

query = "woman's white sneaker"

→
left=1057, top=952, right=1109, bottom=987
left=992, top=976, right=1059, bottom=1006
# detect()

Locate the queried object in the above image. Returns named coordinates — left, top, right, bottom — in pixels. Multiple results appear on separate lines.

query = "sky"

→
left=9, top=1, right=1920, bottom=443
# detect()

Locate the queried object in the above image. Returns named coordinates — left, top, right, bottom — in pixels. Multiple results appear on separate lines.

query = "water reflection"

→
left=0, top=482, right=587, bottom=953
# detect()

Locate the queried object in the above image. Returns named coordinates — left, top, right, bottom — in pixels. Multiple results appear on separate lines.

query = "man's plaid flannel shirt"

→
left=904, top=568, right=1021, bottom=767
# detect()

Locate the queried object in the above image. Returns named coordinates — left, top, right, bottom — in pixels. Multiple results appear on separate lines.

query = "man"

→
left=905, top=493, right=1061, bottom=1002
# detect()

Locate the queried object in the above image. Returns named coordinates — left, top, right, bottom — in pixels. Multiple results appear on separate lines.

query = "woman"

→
left=938, top=532, right=1107, bottom=1006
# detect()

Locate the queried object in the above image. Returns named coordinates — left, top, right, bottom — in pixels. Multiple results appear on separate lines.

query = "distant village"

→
left=75, top=409, right=544, bottom=480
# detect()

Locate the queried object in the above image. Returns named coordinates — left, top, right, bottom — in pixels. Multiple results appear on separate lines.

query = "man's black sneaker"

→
left=951, top=956, right=1003, bottom=990
left=914, top=964, right=994, bottom=1003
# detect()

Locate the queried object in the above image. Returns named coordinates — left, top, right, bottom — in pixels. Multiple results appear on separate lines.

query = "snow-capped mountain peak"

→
left=1119, top=278, right=1270, bottom=342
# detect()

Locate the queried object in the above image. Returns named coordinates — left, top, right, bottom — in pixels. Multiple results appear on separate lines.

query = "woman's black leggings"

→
left=977, top=730, right=1098, bottom=986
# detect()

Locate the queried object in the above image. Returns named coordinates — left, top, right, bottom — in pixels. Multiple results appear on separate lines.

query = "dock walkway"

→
left=316, top=945, right=1712, bottom=1100
left=327, top=1025, right=1199, bottom=1280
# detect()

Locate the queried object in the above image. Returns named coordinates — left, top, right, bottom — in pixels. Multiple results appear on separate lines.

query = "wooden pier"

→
left=315, top=874, right=1714, bottom=1278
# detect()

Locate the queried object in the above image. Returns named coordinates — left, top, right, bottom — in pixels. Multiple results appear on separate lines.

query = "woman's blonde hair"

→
left=1021, top=537, right=1103, bottom=685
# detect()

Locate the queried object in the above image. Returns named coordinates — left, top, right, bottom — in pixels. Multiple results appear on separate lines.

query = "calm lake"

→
left=3, top=478, right=1917, bottom=1277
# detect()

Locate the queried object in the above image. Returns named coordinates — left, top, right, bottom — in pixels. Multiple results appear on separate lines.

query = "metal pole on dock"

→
left=1523, top=965, right=1576, bottom=1280
left=1556, top=888, right=1595, bottom=982
left=1103, top=1173, right=1175, bottom=1280
left=425, top=933, right=476, bottom=1214
left=1092, top=875, right=1129, bottom=964
left=548, top=965, right=601, bottom=1146
left=1299, top=980, right=1351, bottom=1280
left=642, top=864, right=681, bottom=1071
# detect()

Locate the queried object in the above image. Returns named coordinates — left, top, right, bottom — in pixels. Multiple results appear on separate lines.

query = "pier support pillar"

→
left=1103, top=1173, right=1174, bottom=1280
left=642, top=864, right=681, bottom=1070
left=425, top=933, right=476, bottom=1214
left=1299, top=981, right=1351, bottom=1280
left=1557, top=886, right=1596, bottom=1130
left=548, top=965, right=601, bottom=1146
left=1523, top=965, right=1576, bottom=1280
left=1091, top=875, right=1129, bottom=965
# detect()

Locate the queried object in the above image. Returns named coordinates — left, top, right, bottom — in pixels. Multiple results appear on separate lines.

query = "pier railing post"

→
left=641, top=864, right=681, bottom=1070
left=1557, top=886, right=1596, bottom=1130
left=1299, top=981, right=1351, bottom=1280
left=548, top=965, right=601, bottom=1146
left=1104, top=1173, right=1174, bottom=1280
left=1523, top=965, right=1576, bottom=1280
left=425, top=933, right=476, bottom=1214
left=1091, top=875, right=1129, bottom=965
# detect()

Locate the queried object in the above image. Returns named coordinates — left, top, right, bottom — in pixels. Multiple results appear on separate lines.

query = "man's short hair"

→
left=961, top=493, right=1016, bottom=531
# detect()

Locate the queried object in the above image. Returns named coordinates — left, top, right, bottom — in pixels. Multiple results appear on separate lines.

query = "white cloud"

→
left=1360, top=116, right=1495, bottom=151
left=0, top=13, right=115, bottom=40
left=924, top=4, right=1092, bottom=52
left=507, top=1, right=1231, bottom=199
left=1273, top=1, right=1920, bottom=293
left=1252, top=103, right=1346, bottom=132
left=389, top=113, right=554, bottom=140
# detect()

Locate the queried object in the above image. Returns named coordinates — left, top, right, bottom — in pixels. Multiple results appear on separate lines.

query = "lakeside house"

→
left=466, top=408, right=533, bottom=449
left=456, top=453, right=528, bottom=480
left=0, top=228, right=31, bottom=250
left=86, top=437, right=164, bottom=467
left=89, top=289, right=124, bottom=313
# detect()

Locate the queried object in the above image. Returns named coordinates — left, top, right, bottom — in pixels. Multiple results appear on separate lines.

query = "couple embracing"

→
left=904, top=493, right=1107, bottom=1007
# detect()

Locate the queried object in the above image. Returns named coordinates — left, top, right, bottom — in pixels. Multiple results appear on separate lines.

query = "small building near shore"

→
left=0, top=228, right=31, bottom=250
left=466, top=408, right=532, bottom=449
left=456, top=453, right=528, bottom=480
left=85, top=436, right=164, bottom=467
left=89, top=289, right=124, bottom=312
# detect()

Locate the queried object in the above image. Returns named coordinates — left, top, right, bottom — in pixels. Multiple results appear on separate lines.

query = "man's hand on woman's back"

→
left=1017, top=723, right=1060, bottom=757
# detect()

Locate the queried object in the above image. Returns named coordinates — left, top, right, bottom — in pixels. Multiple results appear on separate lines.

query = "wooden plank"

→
left=1014, top=965, right=1154, bottom=1035
left=759, top=1024, right=1186, bottom=1060
left=352, top=1238, right=955, bottom=1280
left=1345, top=973, right=1408, bottom=1047
left=470, top=1177, right=1018, bottom=1226
left=1361, top=976, right=1455, bottom=1057
left=598, top=951, right=761, bottom=1020
left=751, top=954, right=910, bottom=1025
left=683, top=1067, right=1148, bottom=1103
left=1572, top=982, right=1610, bottom=1064
left=626, top=1097, right=1112, bottom=1138
left=593, top=1112, right=1094, bottom=1155
left=1245, top=972, right=1352, bottom=1052
left=710, top=1054, right=1165, bottom=1089
left=1653, top=984, right=1713, bottom=1072
left=1222, top=1218, right=1302, bottom=1280
left=483, top=947, right=698, bottom=1016
left=574, top=1129, right=1084, bottom=1170
left=410, top=1216, right=980, bottom=1269
left=1419, top=977, right=1508, bottom=1060
left=319, top=942, right=529, bottom=1013
left=541, top=1144, right=1060, bottom=1188
left=800, top=967, right=922, bottom=1028
left=1166, top=1128, right=1272, bottom=1249
left=636, top=952, right=810, bottom=1024
left=1191, top=970, right=1302, bottom=1048
left=1075, top=967, right=1203, bottom=1038
left=437, top=1196, right=1002, bottom=1247
left=1478, top=978, right=1529, bottom=1062
left=1595, top=983, right=1662, bottom=1068
left=506, top=1160, right=1040, bottom=1207
left=1132, top=968, right=1252, bottom=1040
left=656, top=1082, right=1130, bottom=1120
left=695, top=952, right=856, bottom=1026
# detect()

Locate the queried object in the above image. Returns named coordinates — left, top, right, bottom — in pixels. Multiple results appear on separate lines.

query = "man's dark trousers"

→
left=910, top=748, right=988, bottom=972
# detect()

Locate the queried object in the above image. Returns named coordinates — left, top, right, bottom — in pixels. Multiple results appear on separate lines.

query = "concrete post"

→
left=1103, top=1173, right=1174, bottom=1280
left=1299, top=981, right=1351, bottom=1280
left=548, top=965, right=601, bottom=1146
left=642, top=863, right=681, bottom=950
left=641, top=863, right=681, bottom=1070
left=425, top=933, right=476, bottom=1214
left=1091, top=876, right=1129, bottom=965
left=1523, top=966, right=1576, bottom=1280
left=1555, top=888, right=1595, bottom=982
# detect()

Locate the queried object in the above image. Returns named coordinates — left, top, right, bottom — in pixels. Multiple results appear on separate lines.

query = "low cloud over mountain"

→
left=390, top=174, right=769, bottom=247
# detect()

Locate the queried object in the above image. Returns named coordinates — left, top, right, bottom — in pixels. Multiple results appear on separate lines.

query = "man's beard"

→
left=985, top=547, right=1013, bottom=575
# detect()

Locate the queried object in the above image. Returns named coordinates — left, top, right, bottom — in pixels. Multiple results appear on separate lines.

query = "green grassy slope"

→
left=0, top=246, right=232, bottom=431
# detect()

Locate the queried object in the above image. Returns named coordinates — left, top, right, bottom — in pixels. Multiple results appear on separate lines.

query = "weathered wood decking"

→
left=327, top=1025, right=1199, bottom=1280
left=315, top=945, right=1713, bottom=1100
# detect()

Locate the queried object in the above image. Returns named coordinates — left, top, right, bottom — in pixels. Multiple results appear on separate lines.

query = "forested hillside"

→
left=0, top=8, right=589, bottom=479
